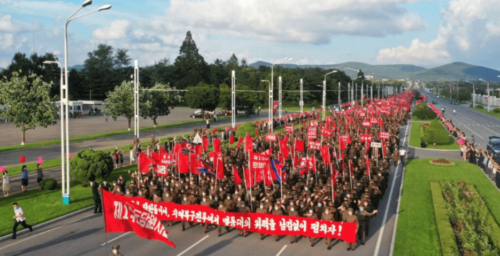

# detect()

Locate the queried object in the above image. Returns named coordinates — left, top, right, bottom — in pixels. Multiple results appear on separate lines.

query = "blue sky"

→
left=1, top=0, right=500, bottom=70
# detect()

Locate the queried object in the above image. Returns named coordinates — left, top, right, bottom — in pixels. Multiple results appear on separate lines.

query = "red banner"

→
left=265, top=133, right=277, bottom=142
left=103, top=190, right=176, bottom=247
left=379, top=131, right=390, bottom=140
left=307, top=127, right=317, bottom=140
left=308, top=141, right=322, bottom=151
left=116, top=193, right=357, bottom=242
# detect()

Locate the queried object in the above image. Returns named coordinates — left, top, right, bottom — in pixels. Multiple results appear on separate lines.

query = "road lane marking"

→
left=177, top=235, right=209, bottom=256
left=101, top=232, right=131, bottom=246
left=462, top=125, right=484, bottom=140
left=374, top=120, right=409, bottom=256
left=276, top=245, right=287, bottom=256
left=0, top=227, right=60, bottom=251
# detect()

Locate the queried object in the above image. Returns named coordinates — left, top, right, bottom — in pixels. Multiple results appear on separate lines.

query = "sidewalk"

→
left=0, top=111, right=271, bottom=167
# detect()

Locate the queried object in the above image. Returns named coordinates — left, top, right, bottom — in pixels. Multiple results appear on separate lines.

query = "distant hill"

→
left=69, top=65, right=85, bottom=71
left=250, top=61, right=500, bottom=81
left=410, top=62, right=500, bottom=81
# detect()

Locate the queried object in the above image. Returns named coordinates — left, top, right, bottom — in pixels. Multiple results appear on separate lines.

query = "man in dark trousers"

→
left=90, top=179, right=102, bottom=213
left=12, top=202, right=33, bottom=239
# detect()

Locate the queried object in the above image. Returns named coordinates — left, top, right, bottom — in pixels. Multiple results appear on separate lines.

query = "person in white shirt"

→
left=399, top=147, right=407, bottom=166
left=2, top=171, right=10, bottom=197
left=12, top=202, right=33, bottom=239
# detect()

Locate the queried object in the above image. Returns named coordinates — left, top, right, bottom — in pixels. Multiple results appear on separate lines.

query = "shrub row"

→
left=442, top=181, right=500, bottom=256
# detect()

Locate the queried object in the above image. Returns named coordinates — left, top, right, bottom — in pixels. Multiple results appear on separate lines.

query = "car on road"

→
left=217, top=110, right=232, bottom=116
left=487, top=136, right=500, bottom=161
left=190, top=109, right=212, bottom=119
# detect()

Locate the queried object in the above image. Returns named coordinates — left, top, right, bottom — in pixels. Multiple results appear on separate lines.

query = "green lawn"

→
left=0, top=119, right=205, bottom=153
left=394, top=159, right=500, bottom=256
left=409, top=121, right=459, bottom=150
left=0, top=165, right=135, bottom=237
left=470, top=106, right=500, bottom=119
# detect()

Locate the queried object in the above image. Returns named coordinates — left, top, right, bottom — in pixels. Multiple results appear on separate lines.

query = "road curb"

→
left=0, top=206, right=93, bottom=242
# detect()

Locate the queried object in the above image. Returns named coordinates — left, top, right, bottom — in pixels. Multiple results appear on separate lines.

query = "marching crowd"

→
left=91, top=95, right=412, bottom=251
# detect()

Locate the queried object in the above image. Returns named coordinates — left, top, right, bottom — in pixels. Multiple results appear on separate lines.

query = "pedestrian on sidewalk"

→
left=3, top=170, right=10, bottom=197
left=109, top=245, right=124, bottom=256
left=36, top=164, right=44, bottom=189
left=11, top=202, right=33, bottom=239
left=21, top=165, right=28, bottom=192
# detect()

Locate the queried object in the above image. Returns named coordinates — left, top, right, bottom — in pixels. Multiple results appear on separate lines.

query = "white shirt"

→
left=14, top=207, right=25, bottom=222
left=399, top=149, right=406, bottom=156
left=3, top=174, right=9, bottom=184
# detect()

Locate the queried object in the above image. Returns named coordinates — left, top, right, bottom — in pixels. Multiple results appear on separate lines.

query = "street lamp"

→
left=465, top=81, right=475, bottom=107
left=60, top=0, right=112, bottom=205
left=323, top=70, right=337, bottom=121
left=261, top=80, right=272, bottom=131
left=270, top=57, right=292, bottom=132
left=479, top=79, right=490, bottom=112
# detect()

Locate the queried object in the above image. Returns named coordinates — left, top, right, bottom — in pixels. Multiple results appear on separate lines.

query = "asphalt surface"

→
left=0, top=110, right=273, bottom=167
left=0, top=117, right=411, bottom=256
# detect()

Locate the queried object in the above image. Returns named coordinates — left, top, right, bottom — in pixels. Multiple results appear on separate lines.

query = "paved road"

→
left=0, top=110, right=273, bottom=167
left=0, top=117, right=411, bottom=256
left=421, top=89, right=500, bottom=148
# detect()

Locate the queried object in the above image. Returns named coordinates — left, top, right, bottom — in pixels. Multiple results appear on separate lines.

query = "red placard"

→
left=265, top=133, right=277, bottom=142
left=308, top=141, right=322, bottom=151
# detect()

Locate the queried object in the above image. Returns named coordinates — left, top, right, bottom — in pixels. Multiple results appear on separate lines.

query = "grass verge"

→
left=0, top=119, right=205, bottom=153
left=0, top=165, right=135, bottom=237
left=394, top=159, right=500, bottom=256
left=409, top=121, right=459, bottom=150
left=430, top=181, right=459, bottom=256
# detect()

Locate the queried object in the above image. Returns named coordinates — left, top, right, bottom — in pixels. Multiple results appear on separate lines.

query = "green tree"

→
left=103, top=81, right=134, bottom=130
left=172, top=31, right=209, bottom=89
left=185, top=83, right=219, bottom=111
left=0, top=72, right=57, bottom=145
left=140, top=83, right=180, bottom=126
left=70, top=149, right=114, bottom=184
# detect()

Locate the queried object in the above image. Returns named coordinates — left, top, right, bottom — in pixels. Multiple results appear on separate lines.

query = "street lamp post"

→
left=323, top=70, right=338, bottom=121
left=270, top=57, right=291, bottom=132
left=299, top=79, right=304, bottom=113
left=61, top=0, right=112, bottom=204
left=479, top=79, right=490, bottom=112
left=261, top=80, right=271, bottom=131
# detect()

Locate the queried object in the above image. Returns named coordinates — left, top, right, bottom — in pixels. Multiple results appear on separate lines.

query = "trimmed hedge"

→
left=40, top=178, right=58, bottom=190
left=413, top=103, right=437, bottom=120
left=424, top=120, right=453, bottom=145
left=430, top=182, right=459, bottom=256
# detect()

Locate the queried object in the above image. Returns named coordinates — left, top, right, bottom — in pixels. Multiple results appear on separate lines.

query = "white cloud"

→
left=377, top=0, right=500, bottom=66
left=94, top=20, right=131, bottom=40
left=0, top=33, right=14, bottom=49
left=154, top=0, right=425, bottom=45
left=0, top=15, right=19, bottom=32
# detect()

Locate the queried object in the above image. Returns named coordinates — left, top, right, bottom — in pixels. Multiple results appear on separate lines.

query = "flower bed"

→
left=430, top=159, right=455, bottom=166
left=441, top=181, right=500, bottom=256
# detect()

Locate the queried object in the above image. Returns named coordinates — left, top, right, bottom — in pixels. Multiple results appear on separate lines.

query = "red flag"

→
left=236, top=137, right=243, bottom=148
left=138, top=153, right=153, bottom=174
left=296, top=139, right=305, bottom=152
left=321, top=145, right=331, bottom=165
left=233, top=166, right=242, bottom=186
left=202, top=137, right=209, bottom=151
left=244, top=166, right=254, bottom=187
left=213, top=138, right=221, bottom=153
left=177, top=153, right=190, bottom=174
left=365, top=156, right=370, bottom=177
left=102, top=190, right=176, bottom=247
left=230, top=134, right=235, bottom=145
